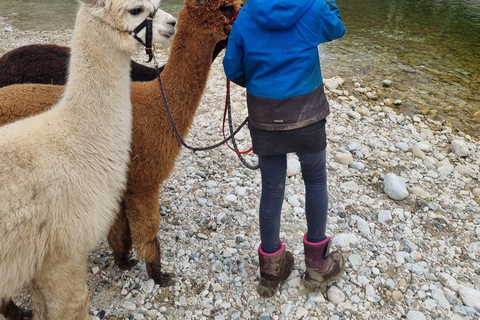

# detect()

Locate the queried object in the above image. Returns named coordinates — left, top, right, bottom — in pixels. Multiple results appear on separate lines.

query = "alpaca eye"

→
left=219, top=6, right=229, bottom=13
left=129, top=8, right=144, bottom=15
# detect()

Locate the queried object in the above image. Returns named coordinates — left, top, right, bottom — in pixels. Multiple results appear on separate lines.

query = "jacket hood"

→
left=247, top=0, right=315, bottom=30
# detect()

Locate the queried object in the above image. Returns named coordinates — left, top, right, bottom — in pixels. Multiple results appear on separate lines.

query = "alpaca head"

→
left=78, top=0, right=175, bottom=52
left=180, top=0, right=242, bottom=43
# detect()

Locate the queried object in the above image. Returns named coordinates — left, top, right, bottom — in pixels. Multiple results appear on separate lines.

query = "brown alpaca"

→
left=0, top=0, right=241, bottom=293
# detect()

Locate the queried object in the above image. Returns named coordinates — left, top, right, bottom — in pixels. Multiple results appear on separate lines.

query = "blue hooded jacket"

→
left=223, top=0, right=345, bottom=130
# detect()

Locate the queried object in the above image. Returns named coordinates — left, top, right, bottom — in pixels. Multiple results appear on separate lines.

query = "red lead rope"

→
left=222, top=79, right=253, bottom=155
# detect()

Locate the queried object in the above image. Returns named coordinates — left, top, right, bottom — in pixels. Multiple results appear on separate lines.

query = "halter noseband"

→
left=130, top=8, right=158, bottom=62
left=229, top=8, right=240, bottom=25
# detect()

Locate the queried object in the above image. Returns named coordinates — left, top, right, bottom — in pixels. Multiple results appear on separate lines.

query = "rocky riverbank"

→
left=2, top=18, right=480, bottom=320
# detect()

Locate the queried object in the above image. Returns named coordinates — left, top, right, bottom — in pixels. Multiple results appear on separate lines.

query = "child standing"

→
left=223, top=0, right=346, bottom=296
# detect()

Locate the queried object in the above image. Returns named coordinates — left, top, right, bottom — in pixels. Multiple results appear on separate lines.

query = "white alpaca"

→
left=0, top=0, right=175, bottom=319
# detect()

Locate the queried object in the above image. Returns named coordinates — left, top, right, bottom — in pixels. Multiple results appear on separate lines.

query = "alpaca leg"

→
left=107, top=201, right=136, bottom=270
left=33, top=257, right=90, bottom=320
left=0, top=298, right=24, bottom=320
left=125, top=193, right=173, bottom=286
left=30, top=280, right=48, bottom=320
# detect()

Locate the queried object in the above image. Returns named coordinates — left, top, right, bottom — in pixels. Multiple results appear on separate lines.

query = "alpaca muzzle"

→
left=130, top=8, right=158, bottom=62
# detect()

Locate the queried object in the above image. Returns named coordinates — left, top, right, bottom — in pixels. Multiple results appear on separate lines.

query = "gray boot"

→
left=257, top=241, right=294, bottom=297
left=303, top=234, right=345, bottom=292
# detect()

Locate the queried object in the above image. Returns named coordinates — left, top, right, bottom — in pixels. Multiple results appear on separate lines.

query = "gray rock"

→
left=350, top=161, right=365, bottom=171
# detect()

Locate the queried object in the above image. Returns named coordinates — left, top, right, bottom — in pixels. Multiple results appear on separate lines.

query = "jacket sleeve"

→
left=316, top=0, right=346, bottom=42
left=222, top=22, right=245, bottom=84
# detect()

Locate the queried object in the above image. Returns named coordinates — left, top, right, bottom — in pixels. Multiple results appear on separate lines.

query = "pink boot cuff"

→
left=259, top=239, right=284, bottom=256
left=303, top=233, right=330, bottom=246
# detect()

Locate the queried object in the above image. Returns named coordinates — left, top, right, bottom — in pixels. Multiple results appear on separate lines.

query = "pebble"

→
left=395, top=142, right=410, bottom=152
left=334, top=152, right=354, bottom=165
left=287, top=158, right=301, bottom=177
left=458, top=287, right=480, bottom=311
left=378, top=210, right=392, bottom=224
left=406, top=310, right=426, bottom=320
left=383, top=173, right=409, bottom=200
left=327, top=286, right=346, bottom=305
left=451, top=139, right=470, bottom=157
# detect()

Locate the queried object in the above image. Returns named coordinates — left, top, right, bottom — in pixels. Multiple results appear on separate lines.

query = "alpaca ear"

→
left=79, top=0, right=105, bottom=7
left=194, top=0, right=206, bottom=6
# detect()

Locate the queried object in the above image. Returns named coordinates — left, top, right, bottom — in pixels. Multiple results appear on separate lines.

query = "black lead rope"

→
left=130, top=8, right=158, bottom=62
left=227, top=94, right=259, bottom=170
left=155, top=65, right=249, bottom=153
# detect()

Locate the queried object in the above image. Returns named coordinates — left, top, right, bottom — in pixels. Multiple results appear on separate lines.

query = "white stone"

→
left=424, top=299, right=437, bottom=310
left=340, top=181, right=359, bottom=193
left=431, top=285, right=451, bottom=309
left=287, top=158, right=301, bottom=177
left=383, top=173, right=409, bottom=200
left=348, top=142, right=362, bottom=151
left=410, top=186, right=425, bottom=197
left=234, top=186, right=247, bottom=196
left=378, top=210, right=392, bottom=224
left=225, top=194, right=237, bottom=201
left=395, top=142, right=410, bottom=152
left=347, top=110, right=362, bottom=120
left=287, top=195, right=301, bottom=207
left=473, top=188, right=480, bottom=197
left=295, top=307, right=309, bottom=319
left=352, top=215, right=370, bottom=235
left=142, top=279, right=155, bottom=294
left=438, top=162, right=454, bottom=180
left=451, top=139, right=470, bottom=157
left=332, top=233, right=359, bottom=248
left=459, top=287, right=480, bottom=311
left=334, top=152, right=353, bottom=165
left=438, top=273, right=460, bottom=292
left=415, top=141, right=432, bottom=152
left=406, top=310, right=426, bottom=320
left=122, top=301, right=136, bottom=310
left=327, top=286, right=346, bottom=305
left=348, top=253, right=362, bottom=267
left=325, top=78, right=340, bottom=90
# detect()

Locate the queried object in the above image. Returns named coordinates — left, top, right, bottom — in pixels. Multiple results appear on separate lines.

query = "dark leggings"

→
left=258, top=149, right=328, bottom=253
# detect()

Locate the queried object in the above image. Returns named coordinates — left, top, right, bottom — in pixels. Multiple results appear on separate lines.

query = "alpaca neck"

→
left=158, top=18, right=220, bottom=134
left=61, top=4, right=132, bottom=127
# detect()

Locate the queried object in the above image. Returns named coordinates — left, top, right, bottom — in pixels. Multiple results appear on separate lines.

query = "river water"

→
left=0, top=0, right=479, bottom=136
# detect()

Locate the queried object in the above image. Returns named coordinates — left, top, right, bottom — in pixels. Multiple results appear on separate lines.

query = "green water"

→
left=1, top=0, right=479, bottom=136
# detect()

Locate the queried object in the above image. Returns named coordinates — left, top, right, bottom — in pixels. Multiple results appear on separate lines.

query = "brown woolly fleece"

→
left=0, top=0, right=242, bottom=291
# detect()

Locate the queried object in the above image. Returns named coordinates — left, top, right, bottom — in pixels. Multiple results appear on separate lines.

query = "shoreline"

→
left=1, top=19, right=480, bottom=320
